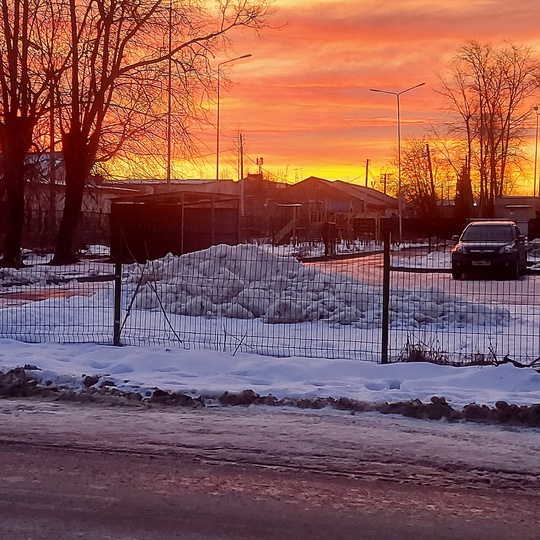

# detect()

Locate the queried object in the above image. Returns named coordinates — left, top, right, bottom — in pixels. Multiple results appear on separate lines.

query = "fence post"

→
left=113, top=262, right=122, bottom=346
left=381, top=230, right=390, bottom=364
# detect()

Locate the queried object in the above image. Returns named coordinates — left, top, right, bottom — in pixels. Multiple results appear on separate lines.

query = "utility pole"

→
left=365, top=158, right=370, bottom=187
left=238, top=133, right=245, bottom=217
left=370, top=82, right=425, bottom=242
left=166, top=0, right=172, bottom=185
left=534, top=106, right=539, bottom=198
left=238, top=133, right=245, bottom=180
left=49, top=72, right=56, bottom=231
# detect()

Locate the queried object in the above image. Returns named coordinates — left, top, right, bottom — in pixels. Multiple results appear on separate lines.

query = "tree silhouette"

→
left=0, top=0, right=63, bottom=267
left=438, top=41, right=540, bottom=217
left=51, top=0, right=272, bottom=264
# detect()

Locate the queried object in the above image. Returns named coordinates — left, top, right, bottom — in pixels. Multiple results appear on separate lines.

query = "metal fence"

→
left=114, top=244, right=383, bottom=361
left=1, top=239, right=540, bottom=365
left=0, top=254, right=113, bottom=344
left=386, top=245, right=540, bottom=365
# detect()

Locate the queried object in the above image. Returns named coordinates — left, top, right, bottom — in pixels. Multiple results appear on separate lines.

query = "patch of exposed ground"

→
left=1, top=366, right=540, bottom=428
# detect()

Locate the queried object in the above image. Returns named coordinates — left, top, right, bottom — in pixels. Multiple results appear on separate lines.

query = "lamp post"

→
left=534, top=106, right=539, bottom=198
left=370, top=82, right=425, bottom=242
left=216, top=54, right=252, bottom=181
left=166, top=0, right=173, bottom=185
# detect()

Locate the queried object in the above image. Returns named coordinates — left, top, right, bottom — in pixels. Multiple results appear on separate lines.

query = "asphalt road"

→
left=0, top=398, right=539, bottom=539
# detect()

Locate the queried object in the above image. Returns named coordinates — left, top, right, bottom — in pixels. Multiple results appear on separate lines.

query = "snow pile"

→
left=0, top=266, right=89, bottom=290
left=126, top=244, right=510, bottom=328
left=0, top=267, right=37, bottom=288
left=293, top=239, right=382, bottom=259
left=79, top=244, right=110, bottom=257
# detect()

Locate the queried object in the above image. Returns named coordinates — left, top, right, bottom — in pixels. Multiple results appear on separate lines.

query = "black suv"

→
left=451, top=220, right=527, bottom=280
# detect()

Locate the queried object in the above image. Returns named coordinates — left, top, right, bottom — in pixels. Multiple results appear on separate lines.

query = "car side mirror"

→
left=451, top=235, right=459, bottom=242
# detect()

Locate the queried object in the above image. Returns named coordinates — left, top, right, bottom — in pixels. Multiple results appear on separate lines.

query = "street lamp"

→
left=534, top=106, right=539, bottom=198
left=370, top=82, right=425, bottom=241
left=216, top=54, right=252, bottom=181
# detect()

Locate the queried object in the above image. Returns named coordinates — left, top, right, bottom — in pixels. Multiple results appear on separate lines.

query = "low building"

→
left=267, top=176, right=398, bottom=244
left=110, top=191, right=240, bottom=263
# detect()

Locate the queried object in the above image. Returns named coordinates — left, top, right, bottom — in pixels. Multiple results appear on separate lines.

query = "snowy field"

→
left=2, top=243, right=540, bottom=363
left=0, top=246, right=540, bottom=406
left=1, top=244, right=540, bottom=408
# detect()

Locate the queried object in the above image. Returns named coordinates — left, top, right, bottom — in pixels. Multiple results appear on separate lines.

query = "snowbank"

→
left=126, top=244, right=510, bottom=329
left=2, top=340, right=540, bottom=409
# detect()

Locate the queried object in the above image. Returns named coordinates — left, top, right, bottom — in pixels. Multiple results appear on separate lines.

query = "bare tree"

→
left=437, top=41, right=540, bottom=217
left=51, top=0, right=273, bottom=264
left=399, top=138, right=438, bottom=218
left=0, top=0, right=62, bottom=267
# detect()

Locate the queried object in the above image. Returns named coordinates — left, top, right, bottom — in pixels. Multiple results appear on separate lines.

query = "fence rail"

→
left=1, top=239, right=540, bottom=365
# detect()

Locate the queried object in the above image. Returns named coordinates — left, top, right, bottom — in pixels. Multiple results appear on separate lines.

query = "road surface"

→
left=0, top=398, right=538, bottom=539
left=311, top=251, right=540, bottom=306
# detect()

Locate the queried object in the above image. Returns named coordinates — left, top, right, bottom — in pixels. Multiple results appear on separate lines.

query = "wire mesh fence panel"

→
left=3, top=239, right=539, bottom=366
left=0, top=255, right=114, bottom=344
left=388, top=245, right=540, bottom=365
left=118, top=243, right=383, bottom=361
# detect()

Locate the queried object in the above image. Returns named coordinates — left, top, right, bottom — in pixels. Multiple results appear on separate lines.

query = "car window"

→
left=461, top=224, right=514, bottom=242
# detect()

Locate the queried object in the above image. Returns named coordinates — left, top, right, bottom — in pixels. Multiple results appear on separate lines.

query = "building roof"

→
left=104, top=178, right=239, bottom=197
left=281, top=176, right=397, bottom=209
left=112, top=189, right=239, bottom=206
left=332, top=179, right=398, bottom=207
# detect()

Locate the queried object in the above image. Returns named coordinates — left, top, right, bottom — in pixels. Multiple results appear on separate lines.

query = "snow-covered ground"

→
left=3, top=243, right=540, bottom=362
left=1, top=338, right=540, bottom=409
left=1, top=243, right=540, bottom=410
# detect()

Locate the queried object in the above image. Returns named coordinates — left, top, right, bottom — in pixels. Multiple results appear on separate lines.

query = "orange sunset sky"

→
left=180, top=0, right=540, bottom=191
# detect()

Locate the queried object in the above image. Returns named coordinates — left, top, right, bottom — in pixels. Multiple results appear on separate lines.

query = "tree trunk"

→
left=51, top=132, right=91, bottom=265
left=0, top=117, right=33, bottom=268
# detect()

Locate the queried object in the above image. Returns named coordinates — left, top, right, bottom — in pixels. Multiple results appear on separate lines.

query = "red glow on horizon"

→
left=178, top=0, right=540, bottom=193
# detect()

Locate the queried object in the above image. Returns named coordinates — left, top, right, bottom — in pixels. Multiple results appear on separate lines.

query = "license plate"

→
left=471, top=260, right=491, bottom=266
